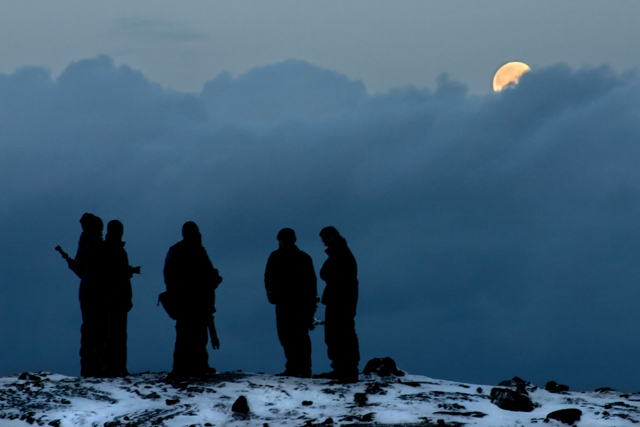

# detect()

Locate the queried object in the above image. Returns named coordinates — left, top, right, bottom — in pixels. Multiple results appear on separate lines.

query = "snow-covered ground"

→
left=0, top=370, right=638, bottom=426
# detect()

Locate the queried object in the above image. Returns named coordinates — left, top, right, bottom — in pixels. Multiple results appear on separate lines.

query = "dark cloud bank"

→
left=2, top=55, right=640, bottom=392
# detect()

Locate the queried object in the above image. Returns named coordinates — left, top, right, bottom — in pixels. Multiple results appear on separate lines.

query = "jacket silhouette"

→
left=163, top=221, right=222, bottom=378
left=316, top=226, right=360, bottom=382
left=264, top=228, right=317, bottom=377
left=103, top=220, right=139, bottom=377
left=72, top=213, right=109, bottom=377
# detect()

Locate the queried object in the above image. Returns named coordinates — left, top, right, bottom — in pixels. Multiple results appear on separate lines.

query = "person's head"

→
left=319, top=226, right=340, bottom=246
left=182, top=221, right=202, bottom=243
left=80, top=213, right=103, bottom=238
left=106, top=220, right=124, bottom=241
left=277, top=228, right=296, bottom=248
left=79, top=213, right=96, bottom=232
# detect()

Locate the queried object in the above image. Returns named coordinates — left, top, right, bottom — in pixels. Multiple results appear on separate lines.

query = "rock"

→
left=546, top=408, right=582, bottom=425
left=434, top=410, right=488, bottom=419
left=232, top=395, right=250, bottom=414
left=362, top=357, right=405, bottom=377
left=545, top=381, right=569, bottom=393
left=354, top=393, right=368, bottom=406
left=604, top=401, right=633, bottom=410
left=365, top=382, right=388, bottom=395
left=490, top=387, right=535, bottom=412
left=18, top=373, right=42, bottom=382
left=498, top=376, right=530, bottom=394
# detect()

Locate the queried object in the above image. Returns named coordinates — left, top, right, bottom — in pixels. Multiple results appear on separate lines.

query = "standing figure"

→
left=163, top=222, right=222, bottom=378
left=103, top=220, right=140, bottom=377
left=67, top=213, right=109, bottom=377
left=264, top=228, right=317, bottom=378
left=315, top=226, right=360, bottom=382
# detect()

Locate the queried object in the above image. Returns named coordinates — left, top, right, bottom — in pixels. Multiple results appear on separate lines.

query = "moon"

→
left=493, top=62, right=531, bottom=92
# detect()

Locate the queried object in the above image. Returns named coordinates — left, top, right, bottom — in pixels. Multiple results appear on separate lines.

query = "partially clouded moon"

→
left=493, top=62, right=531, bottom=92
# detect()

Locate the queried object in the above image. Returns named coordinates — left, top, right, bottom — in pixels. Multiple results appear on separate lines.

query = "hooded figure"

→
left=163, top=221, right=222, bottom=378
left=315, top=226, right=360, bottom=382
left=71, top=213, right=108, bottom=377
left=264, top=228, right=317, bottom=378
left=103, top=219, right=140, bottom=377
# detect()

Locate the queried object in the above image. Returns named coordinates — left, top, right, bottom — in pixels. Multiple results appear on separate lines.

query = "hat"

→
left=277, top=228, right=296, bottom=242
left=182, top=221, right=201, bottom=238
left=79, top=213, right=103, bottom=233
left=319, top=226, right=340, bottom=239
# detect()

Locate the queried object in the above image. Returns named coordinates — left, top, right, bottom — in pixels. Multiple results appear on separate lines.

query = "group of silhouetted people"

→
left=265, top=226, right=360, bottom=382
left=63, top=213, right=140, bottom=378
left=63, top=214, right=360, bottom=382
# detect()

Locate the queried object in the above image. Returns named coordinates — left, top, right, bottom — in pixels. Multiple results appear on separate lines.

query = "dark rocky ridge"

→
left=0, top=367, right=638, bottom=426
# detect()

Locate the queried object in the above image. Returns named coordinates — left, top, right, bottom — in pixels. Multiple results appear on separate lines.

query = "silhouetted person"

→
left=68, top=213, right=109, bottom=377
left=163, top=221, right=222, bottom=378
left=314, top=226, right=360, bottom=382
left=264, top=228, right=317, bottom=378
left=103, top=220, right=140, bottom=377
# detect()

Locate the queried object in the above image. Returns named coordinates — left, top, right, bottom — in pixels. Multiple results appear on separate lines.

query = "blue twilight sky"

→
left=2, top=1, right=640, bottom=392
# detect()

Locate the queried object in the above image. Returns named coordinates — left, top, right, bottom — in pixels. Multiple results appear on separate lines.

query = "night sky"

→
left=2, top=2, right=640, bottom=393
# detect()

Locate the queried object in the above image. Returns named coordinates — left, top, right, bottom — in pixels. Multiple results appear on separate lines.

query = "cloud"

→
left=1, top=56, right=640, bottom=391
left=199, top=59, right=367, bottom=122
